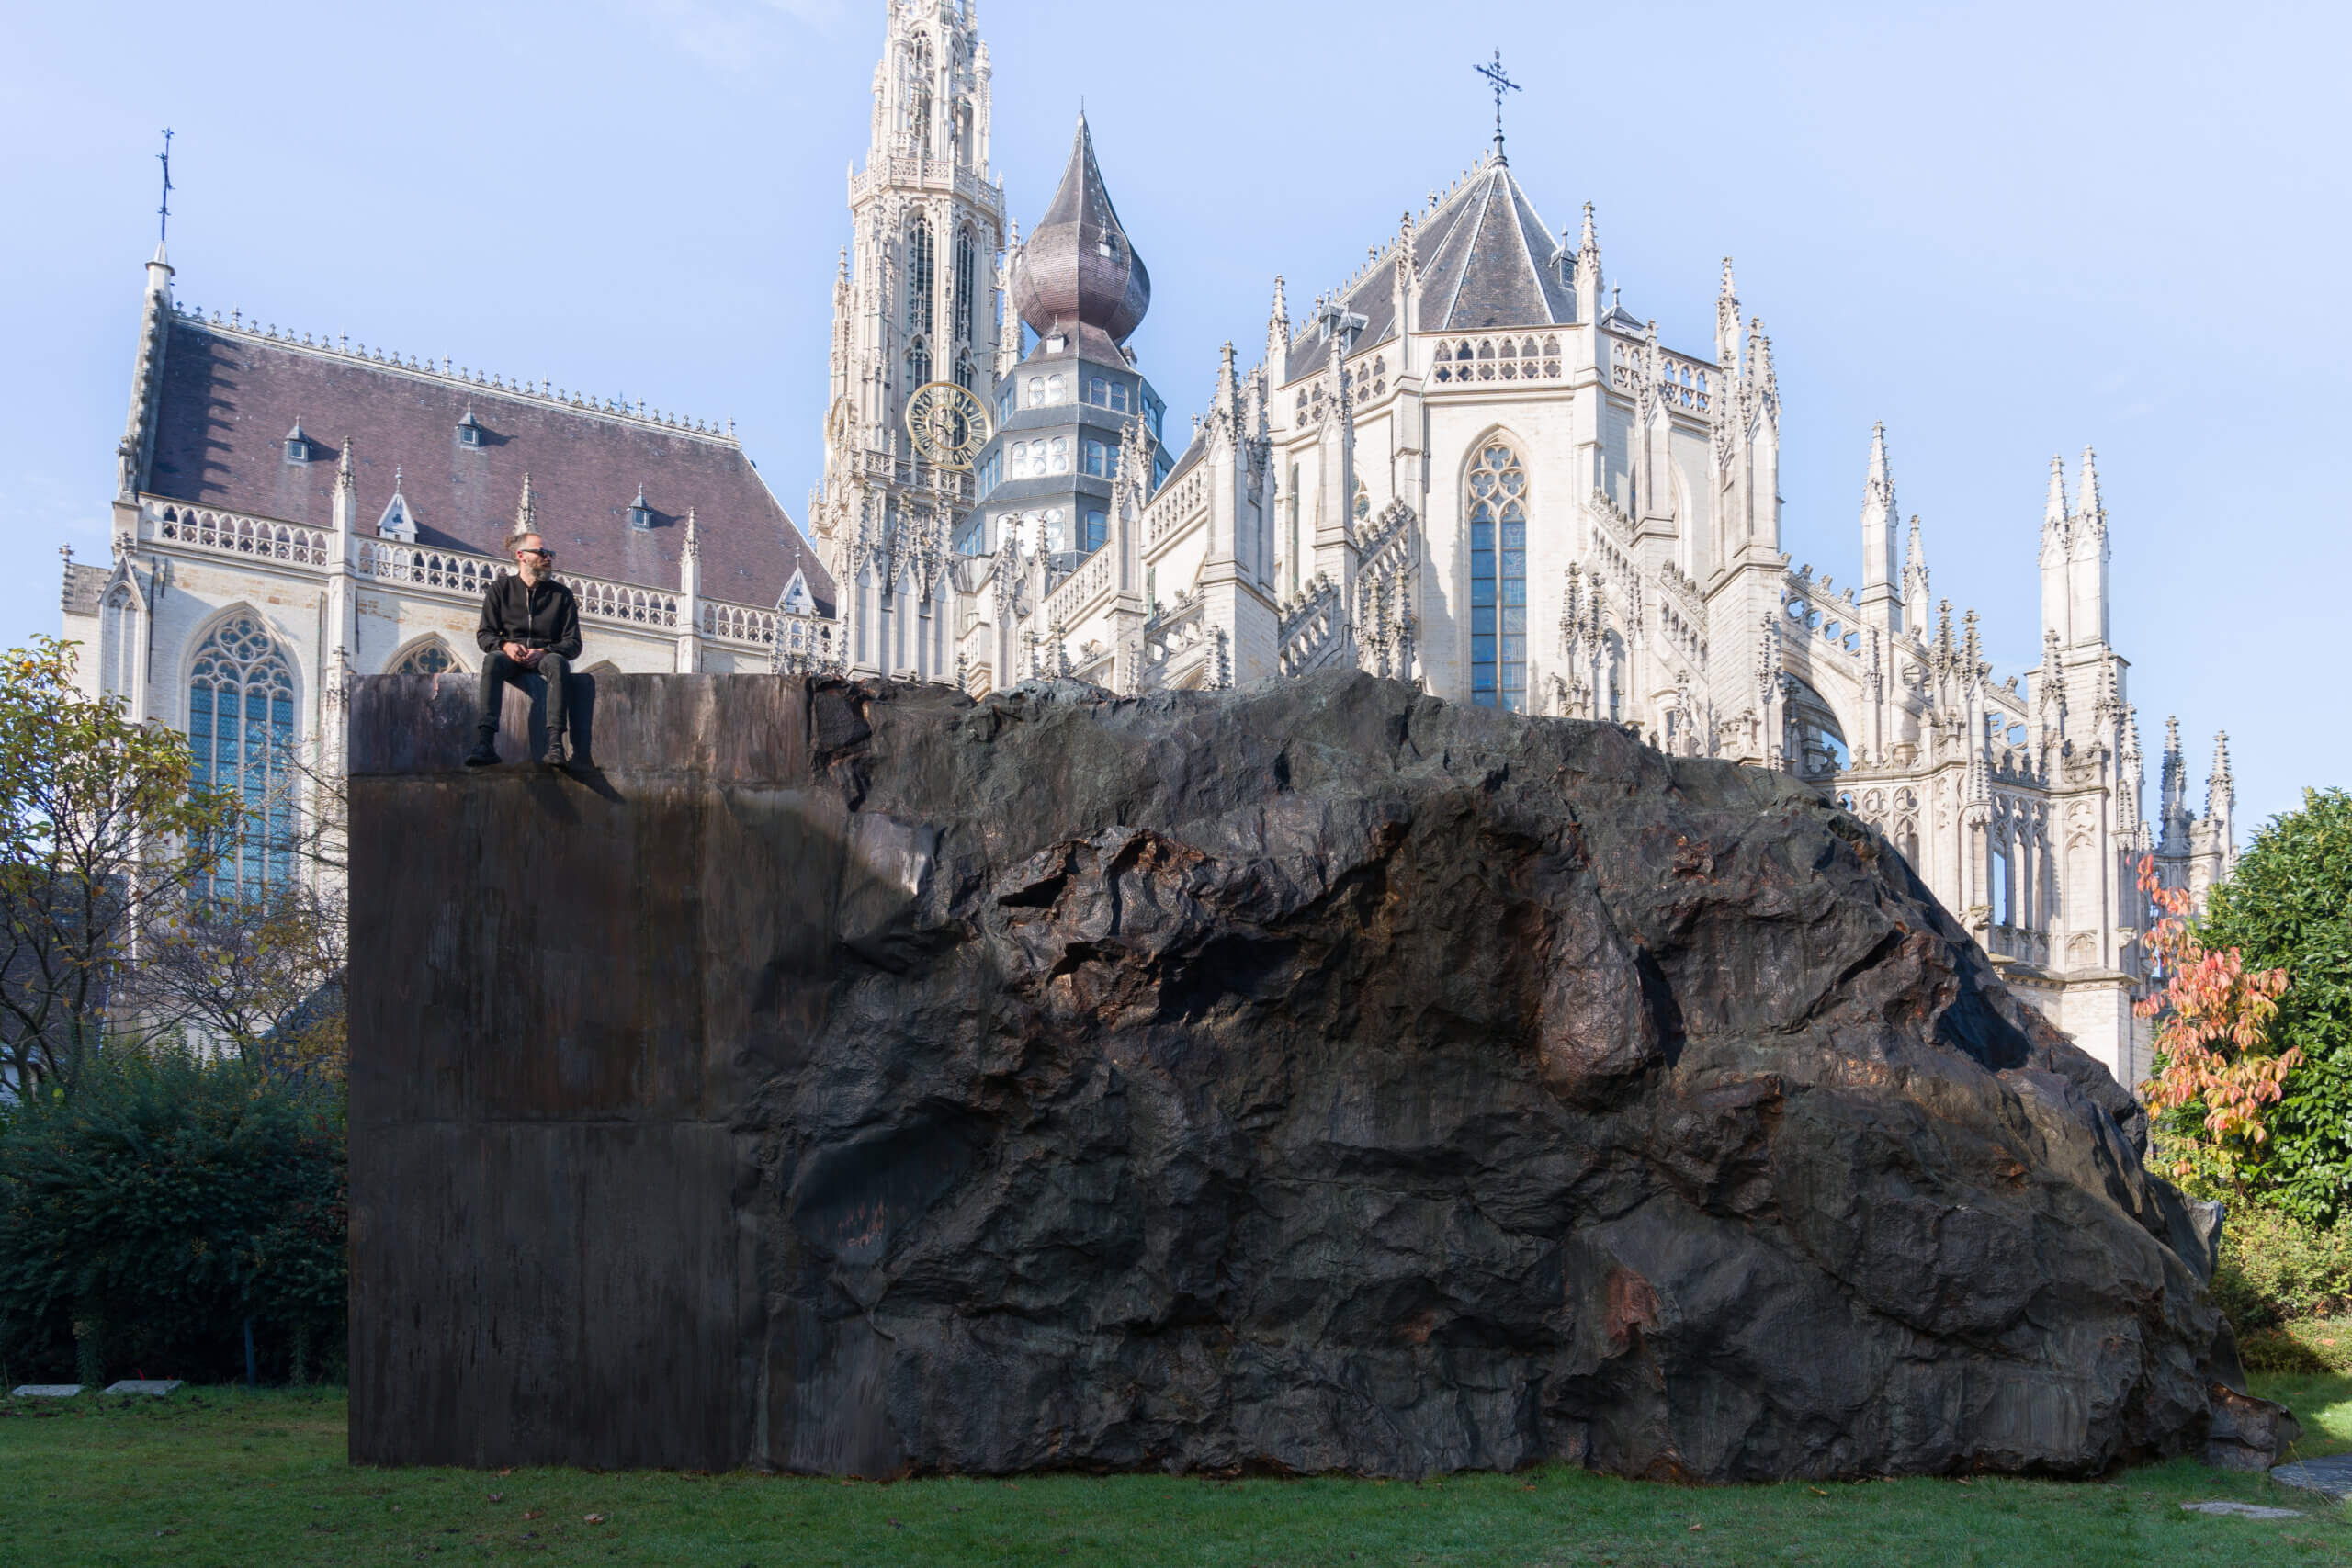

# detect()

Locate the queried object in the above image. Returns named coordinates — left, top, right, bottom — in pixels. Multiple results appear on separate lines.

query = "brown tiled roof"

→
left=145, top=318, right=832, bottom=614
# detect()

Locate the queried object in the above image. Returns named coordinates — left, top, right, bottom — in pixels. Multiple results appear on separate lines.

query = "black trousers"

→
left=478, top=650, right=571, bottom=737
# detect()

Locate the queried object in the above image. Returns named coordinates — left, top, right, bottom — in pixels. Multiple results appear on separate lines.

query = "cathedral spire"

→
left=1714, top=258, right=1740, bottom=369
left=1860, top=423, right=1902, bottom=630
left=2075, top=446, right=2105, bottom=534
left=1746, top=318, right=1779, bottom=416
left=1904, top=513, right=1930, bottom=627
left=2159, top=715, right=2188, bottom=850
left=2043, top=455, right=2069, bottom=533
left=2207, top=730, right=2233, bottom=815
left=1574, top=203, right=1602, bottom=323
left=1268, top=275, right=1290, bottom=350
left=2039, top=454, right=2073, bottom=643
left=1008, top=112, right=1150, bottom=355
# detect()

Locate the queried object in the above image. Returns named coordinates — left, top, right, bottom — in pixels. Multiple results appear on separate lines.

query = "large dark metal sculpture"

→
left=348, top=671, right=2285, bottom=1477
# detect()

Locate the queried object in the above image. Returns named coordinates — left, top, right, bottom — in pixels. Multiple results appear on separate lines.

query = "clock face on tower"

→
left=905, top=381, right=990, bottom=471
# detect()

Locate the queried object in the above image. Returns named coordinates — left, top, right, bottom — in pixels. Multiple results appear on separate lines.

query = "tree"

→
left=2137, top=853, right=2295, bottom=1195
left=123, top=879, right=348, bottom=1077
left=119, top=718, right=348, bottom=1077
left=0, top=1040, right=345, bottom=1386
left=0, top=638, right=235, bottom=1099
left=2199, top=787, right=2352, bottom=1221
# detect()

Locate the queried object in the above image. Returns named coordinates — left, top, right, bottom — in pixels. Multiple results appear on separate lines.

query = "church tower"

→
left=811, top=0, right=1008, bottom=680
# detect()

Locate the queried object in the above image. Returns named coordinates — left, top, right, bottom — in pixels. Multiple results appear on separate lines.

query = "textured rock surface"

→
left=349, top=671, right=2270, bottom=1481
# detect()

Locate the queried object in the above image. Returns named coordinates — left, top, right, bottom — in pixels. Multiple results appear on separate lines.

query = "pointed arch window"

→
left=389, top=639, right=458, bottom=675
left=908, top=338, right=932, bottom=390
left=954, top=228, right=976, bottom=344
left=903, top=34, right=934, bottom=158
left=1467, top=442, right=1528, bottom=710
left=954, top=348, right=975, bottom=391
left=908, top=219, right=935, bottom=338
left=187, top=615, right=299, bottom=898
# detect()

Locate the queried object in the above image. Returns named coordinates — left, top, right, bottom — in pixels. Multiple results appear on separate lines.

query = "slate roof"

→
left=1010, top=114, right=1151, bottom=355
left=144, top=317, right=832, bottom=614
left=1281, top=154, right=1576, bottom=387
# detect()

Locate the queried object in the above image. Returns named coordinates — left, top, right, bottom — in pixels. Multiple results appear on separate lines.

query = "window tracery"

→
left=1467, top=442, right=1528, bottom=710
left=390, top=640, right=457, bottom=675
left=187, top=615, right=299, bottom=898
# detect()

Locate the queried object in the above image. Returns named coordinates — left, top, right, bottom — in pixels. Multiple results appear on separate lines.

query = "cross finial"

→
left=155, top=128, right=175, bottom=247
left=1474, top=50, right=1521, bottom=163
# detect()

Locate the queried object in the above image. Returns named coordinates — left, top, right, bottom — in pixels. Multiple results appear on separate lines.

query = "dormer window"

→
left=377, top=484, right=418, bottom=544
left=626, top=484, right=653, bottom=532
left=456, top=406, right=484, bottom=448
left=284, top=419, right=313, bottom=464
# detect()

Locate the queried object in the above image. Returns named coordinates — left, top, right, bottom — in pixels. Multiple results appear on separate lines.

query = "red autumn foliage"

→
left=2135, top=854, right=2294, bottom=1185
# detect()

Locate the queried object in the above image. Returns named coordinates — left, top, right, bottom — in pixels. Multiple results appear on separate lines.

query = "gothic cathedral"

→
left=802, top=0, right=2235, bottom=1085
left=66, top=0, right=2235, bottom=1089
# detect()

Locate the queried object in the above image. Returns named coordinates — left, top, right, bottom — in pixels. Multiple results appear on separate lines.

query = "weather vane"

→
left=1474, top=51, right=1521, bottom=161
left=156, top=128, right=175, bottom=246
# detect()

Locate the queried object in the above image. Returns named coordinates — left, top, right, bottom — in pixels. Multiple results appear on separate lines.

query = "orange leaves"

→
left=2133, top=855, right=2295, bottom=1181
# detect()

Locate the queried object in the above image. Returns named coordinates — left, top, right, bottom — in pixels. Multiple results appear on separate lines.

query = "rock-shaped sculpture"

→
left=348, top=671, right=2278, bottom=1481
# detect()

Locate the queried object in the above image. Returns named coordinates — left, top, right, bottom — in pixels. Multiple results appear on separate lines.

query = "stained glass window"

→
left=187, top=615, right=298, bottom=898
left=390, top=641, right=456, bottom=675
left=1467, top=443, right=1528, bottom=710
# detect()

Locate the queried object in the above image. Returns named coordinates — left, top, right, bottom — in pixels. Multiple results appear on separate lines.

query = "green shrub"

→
left=2211, top=1201, right=2352, bottom=1331
left=0, top=1042, right=344, bottom=1386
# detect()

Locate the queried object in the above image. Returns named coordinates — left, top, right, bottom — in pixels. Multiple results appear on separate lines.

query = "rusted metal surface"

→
left=348, top=674, right=815, bottom=1469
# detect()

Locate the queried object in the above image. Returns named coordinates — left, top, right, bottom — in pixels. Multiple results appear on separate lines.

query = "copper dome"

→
left=1009, top=115, right=1150, bottom=348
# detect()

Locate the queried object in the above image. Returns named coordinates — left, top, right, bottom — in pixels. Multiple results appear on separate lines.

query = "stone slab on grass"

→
left=9, top=1384, right=82, bottom=1397
left=2181, top=1501, right=2305, bottom=1519
left=103, top=1380, right=184, bottom=1396
left=2271, top=1453, right=2352, bottom=1498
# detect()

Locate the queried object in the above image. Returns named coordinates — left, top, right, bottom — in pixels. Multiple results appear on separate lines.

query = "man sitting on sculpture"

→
left=465, top=531, right=582, bottom=770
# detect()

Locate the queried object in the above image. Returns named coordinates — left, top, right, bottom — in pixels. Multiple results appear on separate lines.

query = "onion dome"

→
left=1009, top=114, right=1150, bottom=351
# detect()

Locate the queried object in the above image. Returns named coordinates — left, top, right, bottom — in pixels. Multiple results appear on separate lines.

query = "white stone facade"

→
left=63, top=0, right=2239, bottom=1088
left=809, top=6, right=2236, bottom=1085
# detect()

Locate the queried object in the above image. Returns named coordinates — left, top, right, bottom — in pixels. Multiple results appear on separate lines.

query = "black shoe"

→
left=537, top=731, right=571, bottom=770
left=463, top=731, right=500, bottom=769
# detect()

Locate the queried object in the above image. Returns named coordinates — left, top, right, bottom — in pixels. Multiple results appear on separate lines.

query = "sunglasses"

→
left=517, top=547, right=556, bottom=560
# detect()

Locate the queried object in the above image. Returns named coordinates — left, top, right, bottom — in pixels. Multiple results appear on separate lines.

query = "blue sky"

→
left=4, top=0, right=2343, bottom=831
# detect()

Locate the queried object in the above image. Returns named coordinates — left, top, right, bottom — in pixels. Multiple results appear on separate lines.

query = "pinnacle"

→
left=2077, top=446, right=2102, bottom=515
left=2044, top=456, right=2068, bottom=526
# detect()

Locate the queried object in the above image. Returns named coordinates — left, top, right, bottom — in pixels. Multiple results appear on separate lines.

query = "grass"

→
left=2246, top=1317, right=2352, bottom=1376
left=6, top=1378, right=2352, bottom=1566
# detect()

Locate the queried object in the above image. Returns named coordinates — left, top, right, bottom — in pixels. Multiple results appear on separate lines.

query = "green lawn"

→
left=6, top=1377, right=2352, bottom=1566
